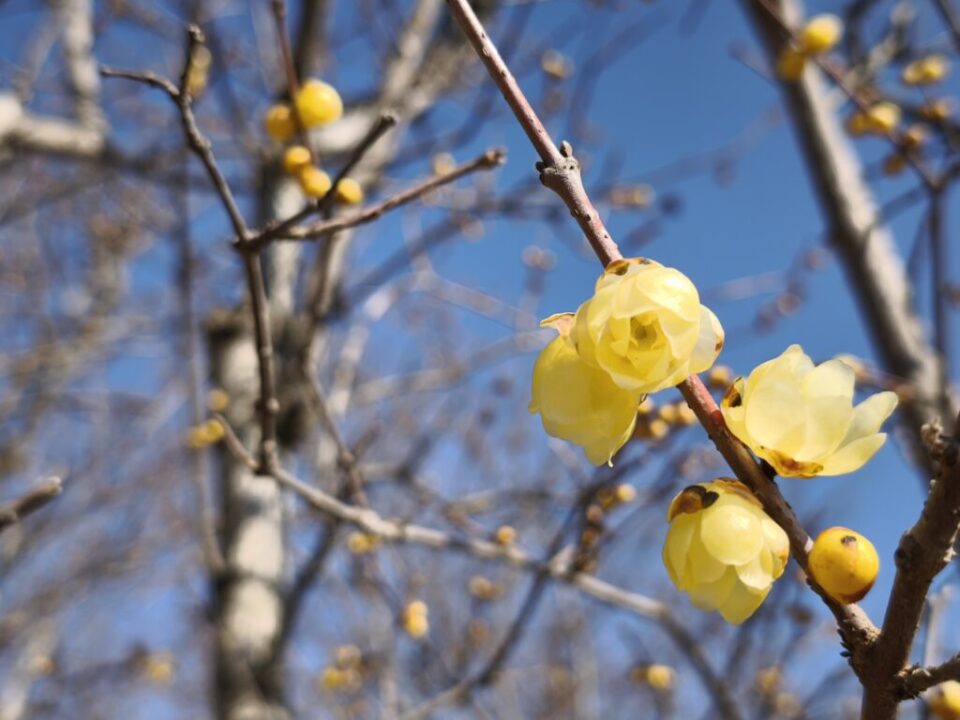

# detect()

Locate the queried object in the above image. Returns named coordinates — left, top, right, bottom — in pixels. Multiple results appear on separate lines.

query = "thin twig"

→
left=248, top=147, right=506, bottom=248
left=0, top=477, right=63, bottom=533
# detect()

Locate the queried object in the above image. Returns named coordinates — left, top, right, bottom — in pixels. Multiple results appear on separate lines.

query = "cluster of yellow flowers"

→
left=662, top=345, right=895, bottom=622
left=263, top=79, right=363, bottom=204
left=529, top=257, right=724, bottom=465
left=530, top=256, right=897, bottom=622
left=776, top=14, right=844, bottom=82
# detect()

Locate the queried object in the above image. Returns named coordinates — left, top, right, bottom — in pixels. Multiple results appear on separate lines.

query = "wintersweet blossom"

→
left=720, top=345, right=898, bottom=477
left=662, top=479, right=789, bottom=624
left=570, top=258, right=724, bottom=393
left=529, top=314, right=641, bottom=465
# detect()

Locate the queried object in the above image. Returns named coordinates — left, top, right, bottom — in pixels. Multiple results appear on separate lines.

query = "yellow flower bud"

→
left=529, top=314, right=642, bottom=465
left=264, top=103, right=295, bottom=142
left=494, top=525, right=516, bottom=546
left=808, top=527, right=879, bottom=603
left=541, top=49, right=573, bottom=80
left=662, top=479, right=789, bottom=624
left=776, top=47, right=807, bottom=82
left=882, top=153, right=907, bottom=176
left=141, top=652, right=175, bottom=685
left=845, top=110, right=871, bottom=137
left=402, top=601, right=429, bottom=638
left=657, top=403, right=679, bottom=425
left=633, top=664, right=674, bottom=690
left=347, top=531, right=379, bottom=554
left=798, top=14, right=843, bottom=55
left=335, top=177, right=364, bottom=205
left=298, top=165, right=332, bottom=199
left=614, top=483, right=637, bottom=504
left=865, top=102, right=901, bottom=134
left=720, top=345, right=898, bottom=477
left=647, top=418, right=669, bottom=440
left=902, top=124, right=927, bottom=150
left=203, top=418, right=225, bottom=443
left=929, top=680, right=960, bottom=720
left=206, top=388, right=230, bottom=412
left=675, top=403, right=698, bottom=427
left=431, top=152, right=456, bottom=176
left=294, top=79, right=343, bottom=127
left=754, top=666, right=781, bottom=696
left=570, top=258, right=724, bottom=394
left=902, top=55, right=950, bottom=86
left=707, top=365, right=733, bottom=389
left=921, top=98, right=955, bottom=122
left=283, top=145, right=312, bottom=175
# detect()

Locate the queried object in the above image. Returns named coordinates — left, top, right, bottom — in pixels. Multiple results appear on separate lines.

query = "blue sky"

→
left=3, top=0, right=960, bottom=715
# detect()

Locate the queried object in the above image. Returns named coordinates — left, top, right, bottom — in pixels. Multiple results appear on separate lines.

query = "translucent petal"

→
left=530, top=337, right=641, bottom=465
left=720, top=380, right=749, bottom=442
left=688, top=532, right=728, bottom=584
left=760, top=517, right=790, bottom=576
left=735, top=554, right=773, bottom=591
left=839, top=391, right=898, bottom=446
left=664, top=514, right=698, bottom=590
left=743, top=359, right=806, bottom=454
left=818, top=434, right=887, bottom=476
left=794, top=360, right=854, bottom=460
left=689, top=305, right=725, bottom=374
left=687, top=567, right=736, bottom=612
left=717, top=582, right=768, bottom=625
left=700, top=504, right=764, bottom=566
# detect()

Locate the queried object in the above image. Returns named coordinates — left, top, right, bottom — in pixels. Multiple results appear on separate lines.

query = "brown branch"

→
left=443, top=0, right=621, bottom=267
left=861, top=418, right=960, bottom=717
left=248, top=147, right=506, bottom=248
left=902, top=652, right=960, bottom=698
left=101, top=26, right=281, bottom=470
left=0, top=477, right=63, bottom=533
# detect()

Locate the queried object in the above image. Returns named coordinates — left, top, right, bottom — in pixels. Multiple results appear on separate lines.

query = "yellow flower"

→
left=529, top=314, right=642, bottom=465
left=570, top=258, right=724, bottom=394
left=798, top=15, right=843, bottom=55
left=808, top=527, right=879, bottom=603
left=294, top=79, right=343, bottom=127
left=902, top=55, right=950, bottom=86
left=929, top=680, right=960, bottom=720
left=720, top=345, right=898, bottom=477
left=662, top=479, right=789, bottom=624
left=263, top=103, right=294, bottom=141
left=494, top=525, right=516, bottom=545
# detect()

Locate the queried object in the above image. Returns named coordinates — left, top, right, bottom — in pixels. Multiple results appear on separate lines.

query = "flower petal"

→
left=818, top=433, right=888, bottom=476
left=700, top=503, right=764, bottom=566
left=717, top=582, right=768, bottom=625
left=689, top=305, right=724, bottom=374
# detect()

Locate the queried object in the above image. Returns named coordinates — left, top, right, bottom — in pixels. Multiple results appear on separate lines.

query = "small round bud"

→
left=494, top=525, right=516, bottom=546
left=902, top=124, right=927, bottom=150
left=707, top=365, right=733, bottom=389
left=798, top=14, right=843, bottom=55
left=776, top=47, right=806, bottom=82
left=541, top=49, right=573, bottom=80
left=657, top=403, right=679, bottom=425
left=283, top=145, right=312, bottom=175
left=631, top=664, right=674, bottom=691
left=295, top=79, right=343, bottom=127
left=929, top=680, right=960, bottom=720
left=431, top=152, right=456, bottom=176
left=298, top=165, right=332, bottom=198
left=206, top=388, right=230, bottom=412
left=902, top=55, right=950, bottom=86
left=264, top=103, right=295, bottom=141
left=647, top=418, right=669, bottom=440
left=882, top=153, right=906, bottom=177
left=808, top=527, right=879, bottom=603
left=335, top=177, right=364, bottom=205
left=921, top=98, right=955, bottom=122
left=402, top=601, right=429, bottom=638
left=865, top=102, right=901, bottom=134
